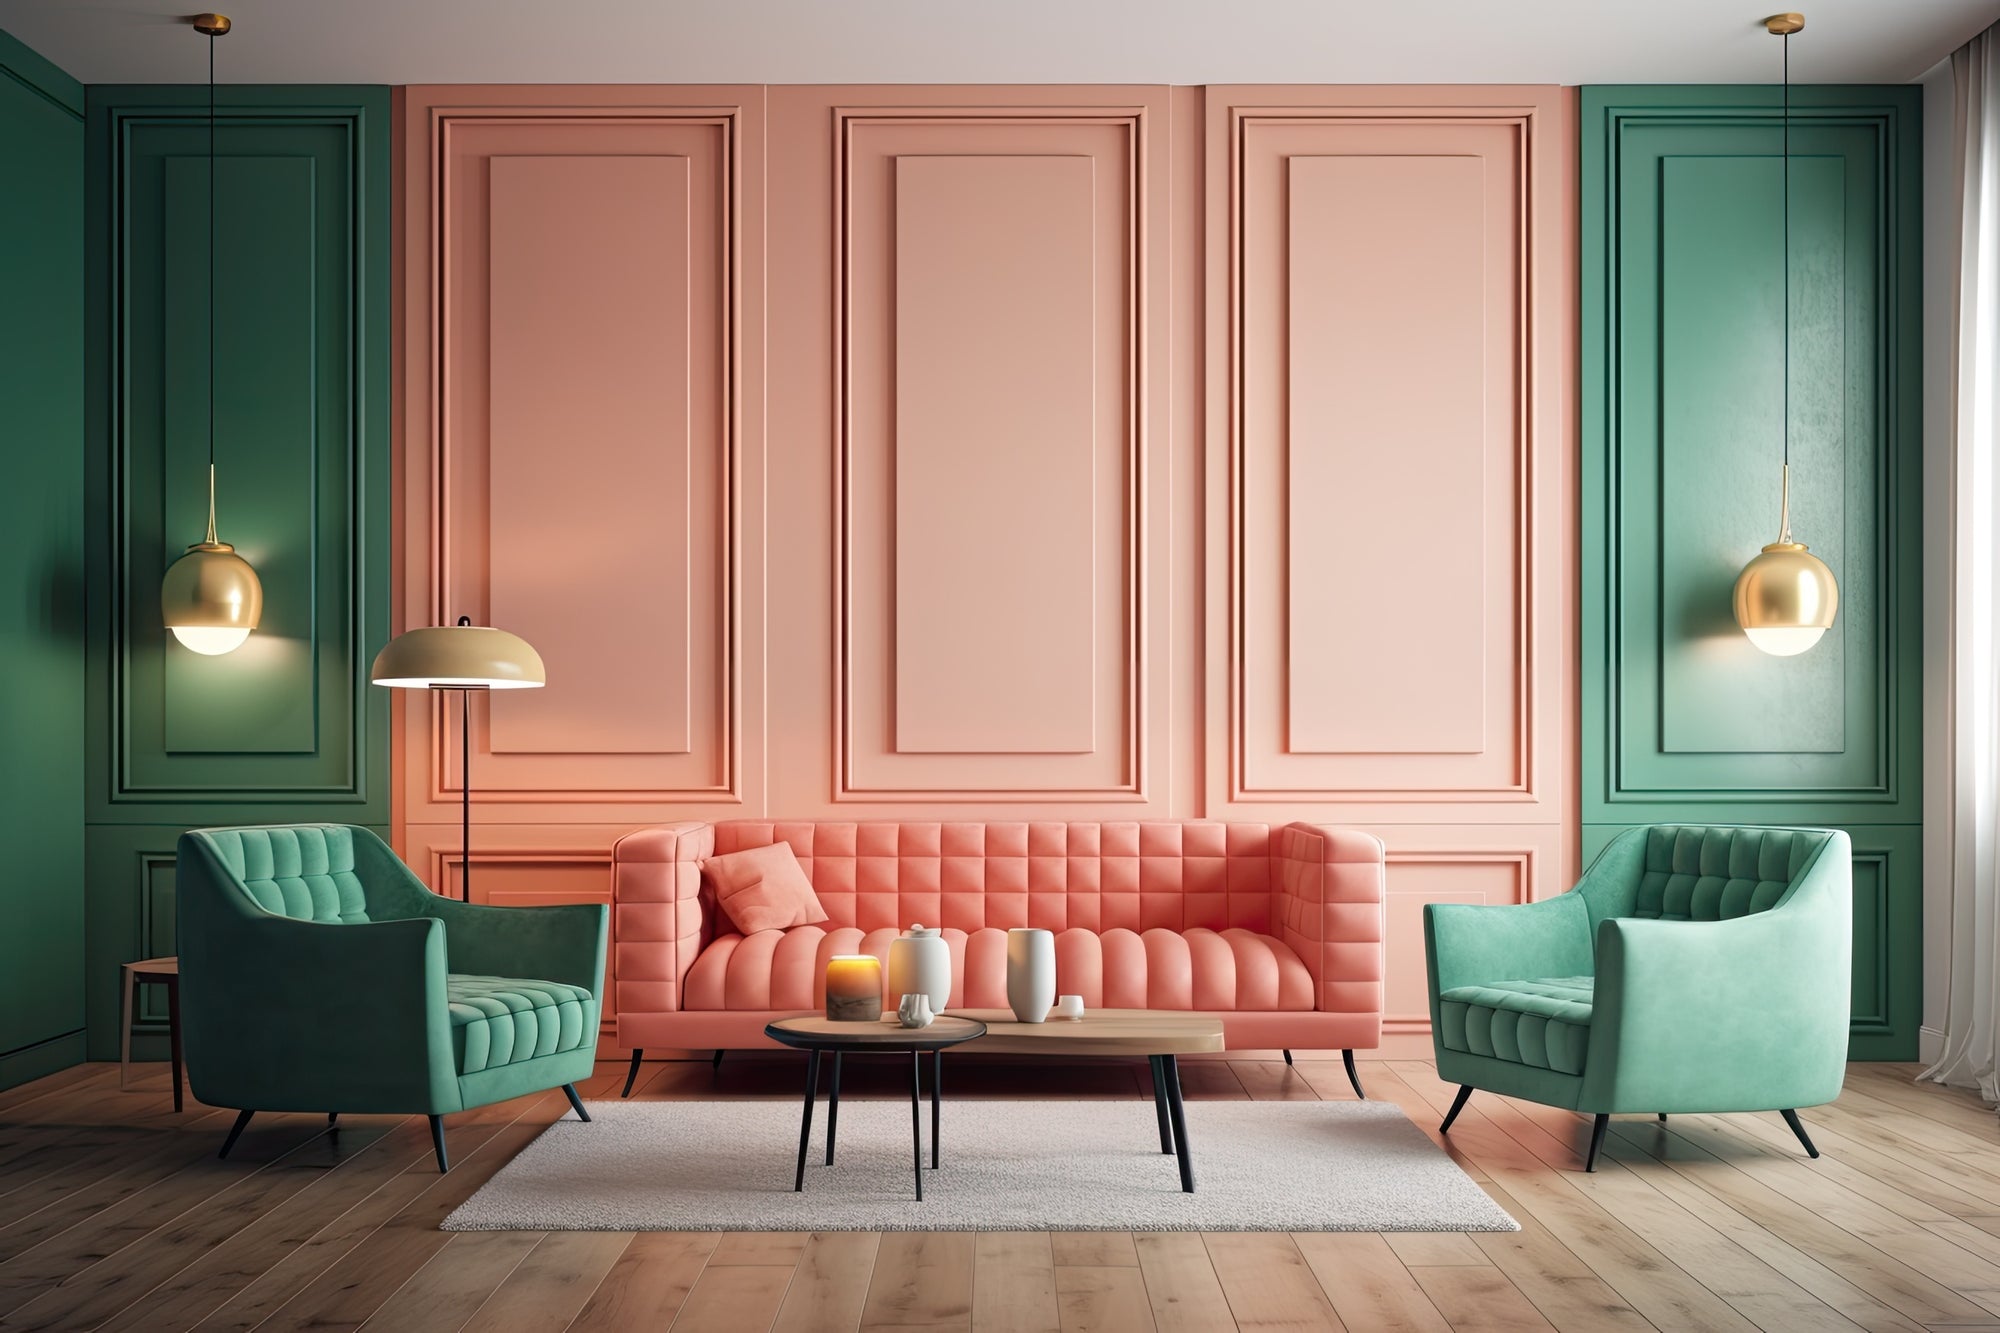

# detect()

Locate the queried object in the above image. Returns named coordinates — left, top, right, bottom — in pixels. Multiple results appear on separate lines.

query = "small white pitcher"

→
left=896, top=992, right=936, bottom=1029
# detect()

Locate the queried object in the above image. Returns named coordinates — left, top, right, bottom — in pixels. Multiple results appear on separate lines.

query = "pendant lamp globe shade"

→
left=161, top=540, right=263, bottom=655
left=1732, top=540, right=1839, bottom=656
left=370, top=623, right=546, bottom=690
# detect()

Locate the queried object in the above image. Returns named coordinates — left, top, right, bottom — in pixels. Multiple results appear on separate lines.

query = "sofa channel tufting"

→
left=611, top=820, right=1387, bottom=1064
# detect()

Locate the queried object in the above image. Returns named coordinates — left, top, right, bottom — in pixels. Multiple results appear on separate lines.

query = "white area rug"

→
left=444, top=1099, right=1517, bottom=1233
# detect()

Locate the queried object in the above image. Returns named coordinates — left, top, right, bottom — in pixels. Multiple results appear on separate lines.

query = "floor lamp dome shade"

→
left=370, top=622, right=547, bottom=690
left=1733, top=538, right=1838, bottom=656
left=162, top=538, right=262, bottom=656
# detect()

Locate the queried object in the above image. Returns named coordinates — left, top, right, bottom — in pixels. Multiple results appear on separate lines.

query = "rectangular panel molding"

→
left=833, top=101, right=1164, bottom=802
left=893, top=154, right=1098, bottom=756
left=88, top=92, right=390, bottom=820
left=397, top=87, right=768, bottom=831
left=1205, top=88, right=1574, bottom=821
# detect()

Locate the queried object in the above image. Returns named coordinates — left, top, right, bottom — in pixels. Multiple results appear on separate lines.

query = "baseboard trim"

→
left=0, top=1031, right=87, bottom=1093
left=1919, top=1025, right=1946, bottom=1067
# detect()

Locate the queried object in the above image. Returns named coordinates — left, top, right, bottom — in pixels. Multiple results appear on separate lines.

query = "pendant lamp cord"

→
left=204, top=28, right=219, bottom=544
left=1779, top=28, right=1793, bottom=543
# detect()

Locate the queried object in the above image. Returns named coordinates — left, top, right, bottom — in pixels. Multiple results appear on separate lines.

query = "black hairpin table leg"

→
left=793, top=1049, right=821, bottom=1192
left=931, top=1049, right=942, bottom=1168
left=1162, top=1055, right=1194, bottom=1192
left=825, top=1051, right=842, bottom=1166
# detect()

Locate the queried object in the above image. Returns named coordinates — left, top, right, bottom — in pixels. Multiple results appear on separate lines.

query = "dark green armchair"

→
left=1425, top=824, right=1851, bottom=1172
left=176, top=824, right=607, bottom=1171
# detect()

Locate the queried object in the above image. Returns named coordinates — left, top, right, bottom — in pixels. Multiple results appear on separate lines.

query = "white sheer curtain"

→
left=1924, top=24, right=2000, bottom=1107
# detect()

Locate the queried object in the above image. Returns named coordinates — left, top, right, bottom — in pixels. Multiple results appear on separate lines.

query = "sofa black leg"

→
left=430, top=1115, right=450, bottom=1173
left=713, top=1050, right=725, bottom=1071
left=1658, top=1112, right=1667, bottom=1122
left=1584, top=1113, right=1610, bottom=1172
left=327, top=1112, right=339, bottom=1128
left=1342, top=1049, right=1366, bottom=1099
left=621, top=1048, right=644, bottom=1098
left=1779, top=1108, right=1820, bottom=1159
left=218, top=1109, right=255, bottom=1159
left=1282, top=1048, right=1293, bottom=1066
left=563, top=1084, right=591, bottom=1122
left=1439, top=1085, right=1473, bottom=1134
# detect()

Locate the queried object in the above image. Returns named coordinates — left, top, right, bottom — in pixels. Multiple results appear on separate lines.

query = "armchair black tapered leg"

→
left=1282, top=1049, right=1293, bottom=1066
left=1439, top=1084, right=1473, bottom=1134
left=1342, top=1049, right=1366, bottom=1099
left=563, top=1084, right=591, bottom=1122
left=430, top=1115, right=450, bottom=1173
left=1779, top=1108, right=1820, bottom=1159
left=1583, top=1113, right=1610, bottom=1172
left=218, top=1109, right=255, bottom=1159
left=621, top=1048, right=644, bottom=1098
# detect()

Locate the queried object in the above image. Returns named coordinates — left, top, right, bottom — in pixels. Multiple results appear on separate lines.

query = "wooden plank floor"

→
left=0, top=1055, right=1994, bottom=1331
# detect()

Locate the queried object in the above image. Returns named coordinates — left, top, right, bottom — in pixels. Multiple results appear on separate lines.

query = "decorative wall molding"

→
left=1203, top=88, right=1574, bottom=821
left=89, top=95, right=390, bottom=818
left=395, top=86, right=768, bottom=834
left=830, top=104, right=1157, bottom=802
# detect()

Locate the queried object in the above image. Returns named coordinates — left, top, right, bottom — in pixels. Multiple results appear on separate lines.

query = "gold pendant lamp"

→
left=1732, top=11, right=1838, bottom=657
left=160, top=12, right=263, bottom=656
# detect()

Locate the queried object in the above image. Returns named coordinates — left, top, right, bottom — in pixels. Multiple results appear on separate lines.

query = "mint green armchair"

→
left=176, top=824, right=607, bottom=1171
left=1424, top=824, right=1851, bottom=1171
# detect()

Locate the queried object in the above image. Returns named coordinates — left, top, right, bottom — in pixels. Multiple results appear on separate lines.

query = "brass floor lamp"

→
left=371, top=617, right=545, bottom=900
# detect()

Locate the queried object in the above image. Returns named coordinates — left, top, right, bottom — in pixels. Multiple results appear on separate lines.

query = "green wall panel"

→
left=0, top=28, right=86, bottom=1091
left=83, top=86, right=390, bottom=1060
left=1581, top=87, right=1922, bottom=1059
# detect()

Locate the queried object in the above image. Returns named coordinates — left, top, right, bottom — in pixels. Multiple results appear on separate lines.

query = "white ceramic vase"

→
left=1006, top=927, right=1056, bottom=1023
left=887, top=924, right=952, bottom=1014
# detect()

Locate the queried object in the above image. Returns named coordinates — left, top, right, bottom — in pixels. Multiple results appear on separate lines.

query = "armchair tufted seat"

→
left=1436, top=976, right=1593, bottom=1076
left=447, top=975, right=596, bottom=1075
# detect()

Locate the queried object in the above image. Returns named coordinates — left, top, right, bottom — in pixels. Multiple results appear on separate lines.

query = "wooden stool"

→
left=119, top=957, right=183, bottom=1112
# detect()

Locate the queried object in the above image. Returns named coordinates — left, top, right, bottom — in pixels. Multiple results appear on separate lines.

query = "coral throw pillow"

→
left=703, top=843, right=828, bottom=935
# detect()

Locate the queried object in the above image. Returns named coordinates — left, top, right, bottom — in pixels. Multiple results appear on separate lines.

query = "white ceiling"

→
left=1, top=0, right=1991, bottom=88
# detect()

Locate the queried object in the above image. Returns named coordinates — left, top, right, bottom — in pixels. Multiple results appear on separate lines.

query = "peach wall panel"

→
left=1204, top=87, right=1575, bottom=827
left=1285, top=154, right=1491, bottom=758
left=757, top=87, right=1179, bottom=815
left=892, top=154, right=1098, bottom=755
left=487, top=154, right=693, bottom=758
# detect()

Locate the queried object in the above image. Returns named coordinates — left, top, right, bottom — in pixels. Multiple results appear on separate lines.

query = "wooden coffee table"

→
left=947, top=1008, right=1223, bottom=1193
left=765, top=1015, right=987, bottom=1201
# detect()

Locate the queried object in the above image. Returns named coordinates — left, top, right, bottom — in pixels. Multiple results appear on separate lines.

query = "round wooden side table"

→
left=764, top=1015, right=986, bottom=1201
left=119, top=957, right=183, bottom=1112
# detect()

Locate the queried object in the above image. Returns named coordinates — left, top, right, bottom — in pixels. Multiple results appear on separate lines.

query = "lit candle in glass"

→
left=824, top=955, right=883, bottom=1022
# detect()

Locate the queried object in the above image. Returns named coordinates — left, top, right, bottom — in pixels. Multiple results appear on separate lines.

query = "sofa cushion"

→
left=681, top=925, right=1316, bottom=1012
left=1436, top=977, right=1593, bottom=1075
left=447, top=975, right=594, bottom=1076
left=704, top=842, right=828, bottom=934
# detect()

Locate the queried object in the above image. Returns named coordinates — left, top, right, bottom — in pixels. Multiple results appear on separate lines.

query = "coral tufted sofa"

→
left=612, top=820, right=1385, bottom=1075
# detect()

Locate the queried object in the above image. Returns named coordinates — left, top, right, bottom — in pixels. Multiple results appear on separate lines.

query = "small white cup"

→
left=1053, top=994, right=1085, bottom=1021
